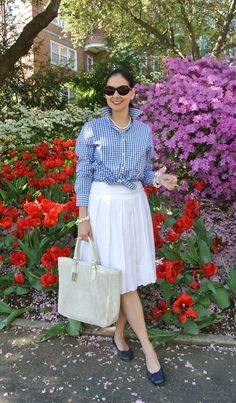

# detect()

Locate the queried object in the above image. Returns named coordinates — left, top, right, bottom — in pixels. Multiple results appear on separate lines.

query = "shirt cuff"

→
left=143, top=171, right=156, bottom=185
left=76, top=193, right=89, bottom=207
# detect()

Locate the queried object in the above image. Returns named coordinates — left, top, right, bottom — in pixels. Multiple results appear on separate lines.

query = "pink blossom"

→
left=135, top=56, right=236, bottom=204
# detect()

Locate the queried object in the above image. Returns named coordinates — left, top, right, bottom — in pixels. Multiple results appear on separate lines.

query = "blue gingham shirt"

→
left=75, top=106, right=156, bottom=206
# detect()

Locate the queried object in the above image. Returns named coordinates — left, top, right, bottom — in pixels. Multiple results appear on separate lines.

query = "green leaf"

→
left=198, top=295, right=211, bottom=307
left=194, top=304, right=211, bottom=318
left=234, top=313, right=236, bottom=323
left=178, top=251, right=193, bottom=264
left=35, top=322, right=67, bottom=343
left=156, top=278, right=171, bottom=290
left=199, top=282, right=209, bottom=292
left=162, top=288, right=179, bottom=300
left=66, top=319, right=83, bottom=336
left=226, top=267, right=236, bottom=296
left=197, top=239, right=212, bottom=265
left=0, top=234, right=15, bottom=248
left=3, top=286, right=17, bottom=296
left=184, top=274, right=195, bottom=284
left=163, top=216, right=176, bottom=228
left=147, top=328, right=179, bottom=346
left=0, top=308, right=27, bottom=329
left=17, top=239, right=39, bottom=265
left=194, top=217, right=209, bottom=243
left=0, top=274, right=13, bottom=284
left=27, top=273, right=56, bottom=292
left=0, top=189, right=8, bottom=203
left=3, top=282, right=29, bottom=297
left=15, top=286, right=29, bottom=295
left=187, top=236, right=199, bottom=264
left=206, top=280, right=217, bottom=295
left=0, top=315, right=8, bottom=323
left=210, top=287, right=231, bottom=309
left=0, top=300, right=13, bottom=314
left=65, top=220, right=77, bottom=229
left=159, top=245, right=180, bottom=260
left=162, top=310, right=173, bottom=323
left=182, top=320, right=199, bottom=335
left=196, top=315, right=223, bottom=330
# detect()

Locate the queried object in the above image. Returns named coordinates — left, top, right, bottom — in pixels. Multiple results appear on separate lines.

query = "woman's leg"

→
left=114, top=307, right=129, bottom=350
left=121, top=290, right=161, bottom=373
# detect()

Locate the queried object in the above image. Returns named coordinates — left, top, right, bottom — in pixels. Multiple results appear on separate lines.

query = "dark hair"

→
left=105, top=68, right=135, bottom=107
left=105, top=68, right=135, bottom=87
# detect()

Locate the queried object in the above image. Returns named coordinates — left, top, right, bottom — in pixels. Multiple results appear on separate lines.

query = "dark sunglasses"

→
left=104, top=85, right=131, bottom=96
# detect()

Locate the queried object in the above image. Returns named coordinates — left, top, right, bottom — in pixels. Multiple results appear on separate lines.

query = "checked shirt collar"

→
left=102, top=106, right=143, bottom=123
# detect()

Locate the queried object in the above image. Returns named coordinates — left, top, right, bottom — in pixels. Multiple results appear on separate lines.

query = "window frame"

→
left=51, top=17, right=65, bottom=28
left=50, top=40, right=77, bottom=71
left=62, top=86, right=76, bottom=101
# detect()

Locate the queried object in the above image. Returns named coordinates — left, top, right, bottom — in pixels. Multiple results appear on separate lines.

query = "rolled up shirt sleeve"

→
left=74, top=122, right=95, bottom=206
left=142, top=129, right=156, bottom=185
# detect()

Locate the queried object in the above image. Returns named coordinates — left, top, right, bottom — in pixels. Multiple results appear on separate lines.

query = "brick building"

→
left=13, top=1, right=107, bottom=76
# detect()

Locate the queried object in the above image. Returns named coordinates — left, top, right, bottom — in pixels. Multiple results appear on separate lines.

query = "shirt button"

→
left=122, top=138, right=125, bottom=142
left=122, top=153, right=125, bottom=156
left=118, top=179, right=122, bottom=183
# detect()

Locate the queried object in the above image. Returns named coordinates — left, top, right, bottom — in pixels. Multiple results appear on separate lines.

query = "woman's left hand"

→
left=159, top=174, right=178, bottom=191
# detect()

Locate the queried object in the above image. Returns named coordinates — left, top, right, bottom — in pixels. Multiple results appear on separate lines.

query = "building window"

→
left=51, top=17, right=65, bottom=28
left=62, top=87, right=76, bottom=102
left=87, top=55, right=94, bottom=71
left=50, top=40, right=77, bottom=71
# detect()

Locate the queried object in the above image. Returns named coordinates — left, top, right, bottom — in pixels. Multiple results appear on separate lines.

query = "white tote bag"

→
left=58, top=237, right=121, bottom=328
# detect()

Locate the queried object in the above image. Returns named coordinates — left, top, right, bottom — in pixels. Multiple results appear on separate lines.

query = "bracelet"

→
left=76, top=215, right=90, bottom=226
left=153, top=167, right=167, bottom=188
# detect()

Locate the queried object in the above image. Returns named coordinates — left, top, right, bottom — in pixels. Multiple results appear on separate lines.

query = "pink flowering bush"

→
left=136, top=56, right=236, bottom=205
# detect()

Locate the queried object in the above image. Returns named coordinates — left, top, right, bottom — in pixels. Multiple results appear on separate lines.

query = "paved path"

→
left=0, top=327, right=235, bottom=403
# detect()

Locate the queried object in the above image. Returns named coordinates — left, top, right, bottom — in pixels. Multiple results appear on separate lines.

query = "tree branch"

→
left=211, top=0, right=236, bottom=57
left=122, top=4, right=185, bottom=58
left=0, top=0, right=61, bottom=83
left=169, top=23, right=176, bottom=49
left=176, top=0, right=200, bottom=59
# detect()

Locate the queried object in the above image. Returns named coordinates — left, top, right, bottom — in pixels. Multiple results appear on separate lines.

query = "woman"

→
left=75, top=68, right=177, bottom=386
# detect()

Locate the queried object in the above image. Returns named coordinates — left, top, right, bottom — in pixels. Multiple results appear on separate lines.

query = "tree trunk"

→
left=176, top=0, right=201, bottom=60
left=211, top=0, right=236, bottom=58
left=0, top=0, right=61, bottom=84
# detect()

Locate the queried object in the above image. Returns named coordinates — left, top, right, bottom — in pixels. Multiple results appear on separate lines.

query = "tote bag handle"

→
left=73, top=236, right=100, bottom=266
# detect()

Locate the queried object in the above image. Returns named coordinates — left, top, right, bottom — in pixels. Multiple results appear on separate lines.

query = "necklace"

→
left=110, top=116, right=131, bottom=130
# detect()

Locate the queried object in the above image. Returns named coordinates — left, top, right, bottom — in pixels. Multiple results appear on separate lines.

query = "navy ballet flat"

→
left=112, top=334, right=134, bottom=361
left=146, top=365, right=165, bottom=386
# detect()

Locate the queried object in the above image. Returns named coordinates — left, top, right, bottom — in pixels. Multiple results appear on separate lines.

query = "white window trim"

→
left=60, top=86, right=75, bottom=102
left=50, top=40, right=77, bottom=71
left=51, top=17, right=65, bottom=28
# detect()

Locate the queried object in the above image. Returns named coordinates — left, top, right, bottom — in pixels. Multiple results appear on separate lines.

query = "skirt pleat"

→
left=79, top=181, right=156, bottom=294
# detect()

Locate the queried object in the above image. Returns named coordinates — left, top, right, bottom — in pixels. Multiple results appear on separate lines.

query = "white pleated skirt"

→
left=79, top=181, right=156, bottom=294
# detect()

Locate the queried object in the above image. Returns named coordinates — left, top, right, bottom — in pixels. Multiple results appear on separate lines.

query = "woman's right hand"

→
left=77, top=220, right=93, bottom=241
